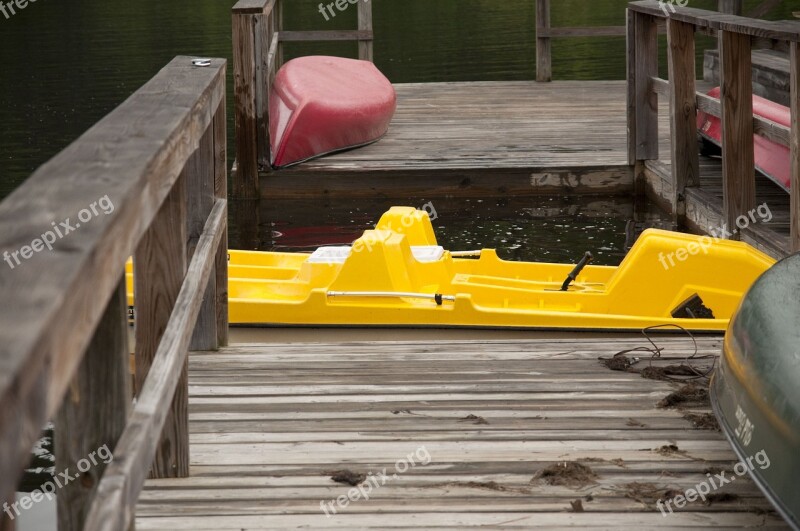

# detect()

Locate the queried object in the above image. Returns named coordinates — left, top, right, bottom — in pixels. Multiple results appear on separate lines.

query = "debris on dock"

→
left=532, top=461, right=598, bottom=488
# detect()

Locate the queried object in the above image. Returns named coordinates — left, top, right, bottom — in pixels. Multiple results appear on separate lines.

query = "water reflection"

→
left=230, top=195, right=675, bottom=266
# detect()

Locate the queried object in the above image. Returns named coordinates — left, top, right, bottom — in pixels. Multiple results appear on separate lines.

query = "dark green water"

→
left=3, top=0, right=793, bottom=200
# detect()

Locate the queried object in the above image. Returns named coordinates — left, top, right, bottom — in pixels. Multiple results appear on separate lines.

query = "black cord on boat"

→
left=598, top=324, right=716, bottom=382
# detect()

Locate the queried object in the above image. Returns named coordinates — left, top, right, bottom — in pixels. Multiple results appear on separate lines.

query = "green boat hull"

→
left=711, top=253, right=800, bottom=530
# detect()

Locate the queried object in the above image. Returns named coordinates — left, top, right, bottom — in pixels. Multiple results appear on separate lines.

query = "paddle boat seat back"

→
left=374, top=206, right=438, bottom=246
left=601, top=229, right=774, bottom=320
left=327, top=230, right=453, bottom=295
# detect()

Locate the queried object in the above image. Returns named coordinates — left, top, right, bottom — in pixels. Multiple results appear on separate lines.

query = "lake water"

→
left=2, top=1, right=795, bottom=523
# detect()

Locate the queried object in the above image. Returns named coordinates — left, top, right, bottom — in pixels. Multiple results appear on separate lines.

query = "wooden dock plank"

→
left=136, top=338, right=787, bottom=529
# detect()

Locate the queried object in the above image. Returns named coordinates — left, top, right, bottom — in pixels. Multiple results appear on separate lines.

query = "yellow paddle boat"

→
left=125, top=207, right=774, bottom=331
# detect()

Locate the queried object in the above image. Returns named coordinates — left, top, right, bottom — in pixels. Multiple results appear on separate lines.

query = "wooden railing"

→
left=232, top=0, right=374, bottom=198
left=535, top=0, right=784, bottom=82
left=627, top=0, right=800, bottom=253
left=0, top=56, right=228, bottom=531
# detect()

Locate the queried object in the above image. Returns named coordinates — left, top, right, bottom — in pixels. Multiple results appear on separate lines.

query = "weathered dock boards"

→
left=135, top=338, right=787, bottom=529
left=260, top=81, right=635, bottom=198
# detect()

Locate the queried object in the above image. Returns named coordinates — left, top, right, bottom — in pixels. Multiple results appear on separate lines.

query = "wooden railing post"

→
left=358, top=0, right=374, bottom=61
left=213, top=101, right=229, bottom=347
left=134, top=171, right=189, bottom=478
left=790, top=42, right=800, bottom=253
left=719, top=29, right=756, bottom=236
left=536, top=0, right=551, bottom=82
left=254, top=12, right=273, bottom=170
left=667, top=18, right=699, bottom=220
left=718, top=0, right=743, bottom=15
left=188, top=122, right=219, bottom=352
left=232, top=11, right=259, bottom=198
left=55, top=277, right=130, bottom=531
left=633, top=12, right=659, bottom=161
left=274, top=0, right=284, bottom=69
left=626, top=8, right=637, bottom=167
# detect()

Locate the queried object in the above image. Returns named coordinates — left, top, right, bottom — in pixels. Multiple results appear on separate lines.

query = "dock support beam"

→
left=632, top=12, right=659, bottom=161
left=233, top=13, right=261, bottom=199
left=719, top=30, right=756, bottom=237
left=536, top=0, right=551, bottom=82
left=358, top=0, right=374, bottom=61
left=667, top=18, right=699, bottom=220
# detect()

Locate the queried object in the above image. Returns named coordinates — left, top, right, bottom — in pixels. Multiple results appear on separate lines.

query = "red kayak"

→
left=269, top=56, right=397, bottom=168
left=697, top=87, right=790, bottom=191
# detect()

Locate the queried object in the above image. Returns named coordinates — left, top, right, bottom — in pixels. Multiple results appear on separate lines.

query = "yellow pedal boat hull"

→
left=125, top=207, right=775, bottom=331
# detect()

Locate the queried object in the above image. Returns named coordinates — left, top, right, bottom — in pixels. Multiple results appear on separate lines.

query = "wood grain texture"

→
left=134, top=170, right=189, bottom=479
left=187, top=124, right=218, bottom=352
left=667, top=18, right=699, bottom=219
left=634, top=12, right=659, bottom=160
left=262, top=81, right=635, bottom=197
left=133, top=337, right=785, bottom=529
left=357, top=0, right=374, bottom=62
left=717, top=0, right=742, bottom=16
left=535, top=0, right=551, bottom=82
left=791, top=42, right=800, bottom=252
left=55, top=278, right=130, bottom=531
left=719, top=30, right=756, bottom=235
left=85, top=199, right=227, bottom=531
left=0, top=56, right=224, bottom=504
left=232, top=13, right=259, bottom=198
left=626, top=9, right=637, bottom=166
left=212, top=102, right=229, bottom=347
left=254, top=13, right=273, bottom=169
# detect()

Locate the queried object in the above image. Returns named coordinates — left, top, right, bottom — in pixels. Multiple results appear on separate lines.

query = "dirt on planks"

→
left=532, top=461, right=598, bottom=488
left=683, top=412, right=720, bottom=430
left=327, top=469, right=367, bottom=486
left=622, top=482, right=682, bottom=508
left=658, top=383, right=710, bottom=408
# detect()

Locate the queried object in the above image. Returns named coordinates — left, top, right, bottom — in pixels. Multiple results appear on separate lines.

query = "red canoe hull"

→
left=697, top=87, right=790, bottom=191
left=269, top=56, right=397, bottom=168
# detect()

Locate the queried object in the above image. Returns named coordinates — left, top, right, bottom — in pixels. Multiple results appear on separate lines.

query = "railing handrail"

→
left=627, top=1, right=800, bottom=254
left=231, top=0, right=374, bottom=198
left=628, top=0, right=800, bottom=40
left=0, top=55, right=228, bottom=530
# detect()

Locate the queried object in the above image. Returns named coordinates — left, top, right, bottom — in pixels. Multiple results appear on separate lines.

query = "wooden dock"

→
left=135, top=337, right=788, bottom=529
left=263, top=81, right=634, bottom=198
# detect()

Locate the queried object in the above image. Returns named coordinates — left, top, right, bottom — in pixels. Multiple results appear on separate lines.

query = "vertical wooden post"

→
left=55, top=278, right=130, bottom=531
left=213, top=101, right=229, bottom=347
left=187, top=125, right=218, bottom=351
left=358, top=0, right=374, bottom=62
left=719, top=30, right=756, bottom=236
left=667, top=18, right=699, bottom=220
left=634, top=12, right=659, bottom=161
left=790, top=42, right=800, bottom=253
left=274, top=0, right=284, bottom=69
left=718, top=0, right=743, bottom=15
left=626, top=8, right=637, bottom=166
left=536, top=0, right=551, bottom=82
left=254, top=13, right=272, bottom=169
left=134, top=171, right=189, bottom=478
left=232, top=12, right=259, bottom=199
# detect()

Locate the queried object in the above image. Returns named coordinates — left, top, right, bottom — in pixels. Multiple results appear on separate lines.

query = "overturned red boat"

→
left=697, top=87, right=790, bottom=191
left=269, top=56, right=397, bottom=168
